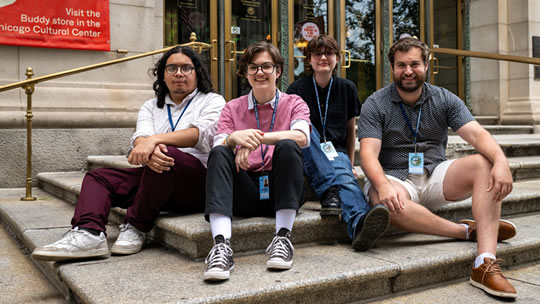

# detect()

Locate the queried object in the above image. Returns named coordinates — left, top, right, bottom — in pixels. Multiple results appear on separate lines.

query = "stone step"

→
left=446, top=133, right=540, bottom=159
left=85, top=155, right=540, bottom=202
left=369, top=263, right=540, bottom=304
left=474, top=115, right=499, bottom=125
left=0, top=188, right=538, bottom=303
left=36, top=171, right=540, bottom=259
left=450, top=125, right=534, bottom=135
left=87, top=133, right=540, bottom=172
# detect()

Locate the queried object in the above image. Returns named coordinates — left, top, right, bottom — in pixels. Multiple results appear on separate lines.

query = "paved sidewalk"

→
left=366, top=263, right=540, bottom=304
left=0, top=222, right=65, bottom=304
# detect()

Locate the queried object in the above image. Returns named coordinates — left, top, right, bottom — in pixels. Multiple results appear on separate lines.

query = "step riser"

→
left=447, top=144, right=540, bottom=159
left=37, top=174, right=540, bottom=259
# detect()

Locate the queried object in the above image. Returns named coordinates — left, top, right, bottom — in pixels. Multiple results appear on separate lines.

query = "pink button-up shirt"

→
left=214, top=90, right=311, bottom=172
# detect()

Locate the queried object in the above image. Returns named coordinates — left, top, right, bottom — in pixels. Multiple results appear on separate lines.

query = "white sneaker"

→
left=32, top=227, right=109, bottom=261
left=111, top=223, right=146, bottom=255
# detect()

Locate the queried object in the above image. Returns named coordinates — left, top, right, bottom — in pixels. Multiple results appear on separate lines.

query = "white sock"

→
left=275, top=209, right=296, bottom=233
left=209, top=213, right=232, bottom=240
left=460, top=223, right=469, bottom=240
left=475, top=252, right=496, bottom=268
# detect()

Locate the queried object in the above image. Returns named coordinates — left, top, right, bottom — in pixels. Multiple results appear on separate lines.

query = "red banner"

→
left=0, top=0, right=110, bottom=51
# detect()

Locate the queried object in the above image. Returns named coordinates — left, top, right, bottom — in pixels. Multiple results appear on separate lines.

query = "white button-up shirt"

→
left=130, top=89, right=226, bottom=167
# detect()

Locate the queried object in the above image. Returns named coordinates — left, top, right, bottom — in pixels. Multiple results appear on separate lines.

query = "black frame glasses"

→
left=165, top=64, right=195, bottom=75
left=246, top=62, right=276, bottom=76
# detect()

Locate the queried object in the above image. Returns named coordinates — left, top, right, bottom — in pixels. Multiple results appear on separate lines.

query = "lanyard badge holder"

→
left=253, top=89, right=280, bottom=200
left=313, top=77, right=339, bottom=161
left=167, top=96, right=194, bottom=132
left=399, top=103, right=424, bottom=175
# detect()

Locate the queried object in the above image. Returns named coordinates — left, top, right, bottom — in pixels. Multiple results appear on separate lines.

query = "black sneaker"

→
left=266, top=228, right=294, bottom=270
left=203, top=235, right=234, bottom=281
left=352, top=204, right=390, bottom=251
left=320, top=186, right=342, bottom=216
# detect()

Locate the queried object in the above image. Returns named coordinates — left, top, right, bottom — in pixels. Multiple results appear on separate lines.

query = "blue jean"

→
left=302, top=128, right=371, bottom=238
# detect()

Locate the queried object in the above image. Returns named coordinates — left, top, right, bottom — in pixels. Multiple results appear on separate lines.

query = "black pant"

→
left=205, top=139, right=304, bottom=219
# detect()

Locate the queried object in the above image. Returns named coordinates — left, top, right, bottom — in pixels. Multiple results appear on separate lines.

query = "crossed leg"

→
left=367, top=154, right=502, bottom=252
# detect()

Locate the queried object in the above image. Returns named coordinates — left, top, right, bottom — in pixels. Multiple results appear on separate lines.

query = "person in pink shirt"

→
left=203, top=41, right=311, bottom=281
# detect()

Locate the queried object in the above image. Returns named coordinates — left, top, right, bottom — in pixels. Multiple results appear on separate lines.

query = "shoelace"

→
left=117, top=224, right=143, bottom=241
left=481, top=259, right=505, bottom=282
left=266, top=236, right=294, bottom=259
left=205, top=243, right=233, bottom=269
left=53, top=228, right=84, bottom=245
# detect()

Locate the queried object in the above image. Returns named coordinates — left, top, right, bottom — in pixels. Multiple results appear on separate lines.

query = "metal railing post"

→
left=21, top=67, right=36, bottom=201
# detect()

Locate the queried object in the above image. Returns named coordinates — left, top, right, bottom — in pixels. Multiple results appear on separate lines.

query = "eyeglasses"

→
left=165, top=64, right=195, bottom=75
left=246, top=63, right=276, bottom=75
left=311, top=51, right=337, bottom=60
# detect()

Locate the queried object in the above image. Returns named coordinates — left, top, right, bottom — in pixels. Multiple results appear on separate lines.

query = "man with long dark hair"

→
left=32, top=46, right=225, bottom=261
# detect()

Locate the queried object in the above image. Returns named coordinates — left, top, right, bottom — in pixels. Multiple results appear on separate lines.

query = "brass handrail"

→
left=430, top=47, right=540, bottom=65
left=0, top=32, right=211, bottom=201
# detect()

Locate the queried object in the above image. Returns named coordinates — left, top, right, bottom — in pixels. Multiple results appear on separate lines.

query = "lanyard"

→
left=312, top=76, right=333, bottom=142
left=167, top=96, right=194, bottom=132
left=253, top=89, right=280, bottom=170
left=398, top=103, right=422, bottom=153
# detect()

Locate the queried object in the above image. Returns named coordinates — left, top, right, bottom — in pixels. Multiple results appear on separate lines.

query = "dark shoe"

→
left=203, top=235, right=234, bottom=281
left=266, top=228, right=294, bottom=270
left=460, top=219, right=517, bottom=242
left=352, top=204, right=390, bottom=251
left=320, top=186, right=342, bottom=216
left=470, top=258, right=517, bottom=298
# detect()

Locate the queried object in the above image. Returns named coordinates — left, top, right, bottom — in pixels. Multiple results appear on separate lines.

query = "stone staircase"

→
left=1, top=131, right=540, bottom=303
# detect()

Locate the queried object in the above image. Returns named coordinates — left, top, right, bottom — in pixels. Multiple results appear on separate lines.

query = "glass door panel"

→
left=226, top=0, right=273, bottom=99
left=292, top=0, right=329, bottom=81
left=392, top=0, right=420, bottom=40
left=164, top=0, right=218, bottom=90
left=431, top=0, right=459, bottom=95
left=344, top=0, right=375, bottom=101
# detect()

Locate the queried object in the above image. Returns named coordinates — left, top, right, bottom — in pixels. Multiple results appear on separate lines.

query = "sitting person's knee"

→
left=275, top=139, right=299, bottom=152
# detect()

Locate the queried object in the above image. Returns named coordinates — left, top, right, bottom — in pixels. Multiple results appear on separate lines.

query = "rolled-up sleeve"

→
left=188, top=94, right=226, bottom=153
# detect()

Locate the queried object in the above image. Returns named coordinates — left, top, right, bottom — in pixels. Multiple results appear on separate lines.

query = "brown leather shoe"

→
left=459, top=219, right=516, bottom=242
left=470, top=258, right=517, bottom=298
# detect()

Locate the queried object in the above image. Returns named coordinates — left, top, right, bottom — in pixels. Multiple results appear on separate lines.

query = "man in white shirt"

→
left=32, top=46, right=226, bottom=261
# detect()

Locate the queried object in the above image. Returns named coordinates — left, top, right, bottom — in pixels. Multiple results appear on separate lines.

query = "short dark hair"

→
left=151, top=46, right=214, bottom=108
left=388, top=37, right=430, bottom=66
left=237, top=41, right=284, bottom=81
left=305, top=34, right=340, bottom=75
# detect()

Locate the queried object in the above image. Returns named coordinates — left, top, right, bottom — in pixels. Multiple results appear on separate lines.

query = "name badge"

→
left=259, top=175, right=270, bottom=200
left=320, top=141, right=339, bottom=161
left=408, top=153, right=424, bottom=174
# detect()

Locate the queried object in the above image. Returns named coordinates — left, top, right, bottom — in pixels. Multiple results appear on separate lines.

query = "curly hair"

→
left=151, top=46, right=214, bottom=108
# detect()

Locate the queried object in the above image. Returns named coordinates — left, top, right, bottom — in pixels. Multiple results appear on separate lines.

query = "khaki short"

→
left=363, top=160, right=471, bottom=210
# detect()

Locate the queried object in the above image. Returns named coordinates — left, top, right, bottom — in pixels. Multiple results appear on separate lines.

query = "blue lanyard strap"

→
left=253, top=89, right=280, bottom=169
left=167, top=96, right=194, bottom=132
left=398, top=103, right=422, bottom=148
left=312, top=76, right=333, bottom=142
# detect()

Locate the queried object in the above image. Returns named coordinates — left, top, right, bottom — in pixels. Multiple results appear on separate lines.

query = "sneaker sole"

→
left=469, top=278, right=517, bottom=298
left=204, top=265, right=234, bottom=281
left=110, top=245, right=143, bottom=255
left=460, top=219, right=517, bottom=241
left=32, top=248, right=110, bottom=261
left=320, top=208, right=341, bottom=216
left=352, top=206, right=390, bottom=251
left=267, top=259, right=293, bottom=270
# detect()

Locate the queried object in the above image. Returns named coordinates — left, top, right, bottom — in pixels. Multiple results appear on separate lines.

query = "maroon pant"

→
left=71, top=147, right=206, bottom=233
